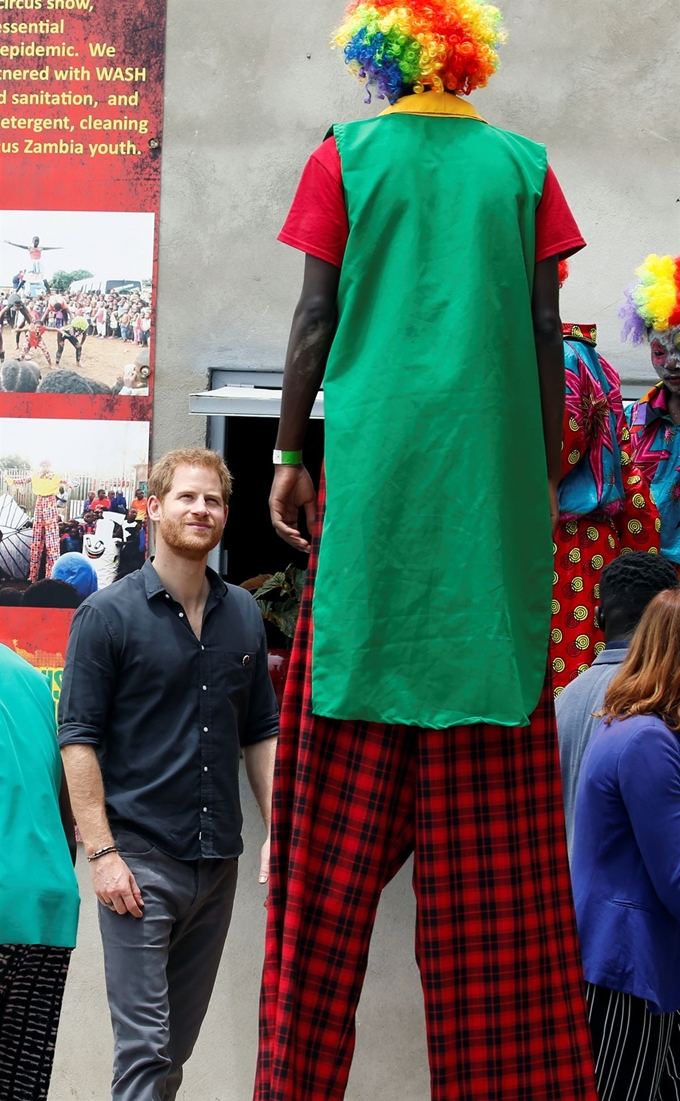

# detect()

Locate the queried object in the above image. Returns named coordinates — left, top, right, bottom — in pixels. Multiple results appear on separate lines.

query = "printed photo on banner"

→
left=0, top=416, right=150, bottom=610
left=0, top=209, right=155, bottom=397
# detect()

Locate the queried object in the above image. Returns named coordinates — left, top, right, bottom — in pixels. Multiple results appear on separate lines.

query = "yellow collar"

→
left=380, top=91, right=486, bottom=122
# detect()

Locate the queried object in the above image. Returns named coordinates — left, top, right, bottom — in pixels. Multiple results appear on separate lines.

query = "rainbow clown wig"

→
left=333, top=0, right=506, bottom=104
left=620, top=254, right=680, bottom=345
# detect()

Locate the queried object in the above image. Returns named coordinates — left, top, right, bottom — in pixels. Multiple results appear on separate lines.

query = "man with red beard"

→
left=59, top=448, right=278, bottom=1101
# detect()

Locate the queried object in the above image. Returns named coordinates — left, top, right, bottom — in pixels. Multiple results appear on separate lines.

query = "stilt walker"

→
left=7, top=462, right=78, bottom=582
left=255, top=3, right=600, bottom=1100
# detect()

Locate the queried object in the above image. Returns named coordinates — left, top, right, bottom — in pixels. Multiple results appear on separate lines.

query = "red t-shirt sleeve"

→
left=279, top=140, right=586, bottom=268
left=278, top=136, right=348, bottom=269
left=535, top=166, right=586, bottom=262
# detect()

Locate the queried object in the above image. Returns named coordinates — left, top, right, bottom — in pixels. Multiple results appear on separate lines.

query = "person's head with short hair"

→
left=147, top=448, right=232, bottom=563
left=597, top=552, right=679, bottom=642
left=134, top=487, right=146, bottom=501
left=601, top=587, right=680, bottom=730
left=32, top=236, right=39, bottom=247
left=96, top=489, right=107, bottom=501
left=334, top=0, right=506, bottom=104
left=22, top=578, right=82, bottom=609
left=0, top=360, right=39, bottom=393
left=0, top=587, right=22, bottom=606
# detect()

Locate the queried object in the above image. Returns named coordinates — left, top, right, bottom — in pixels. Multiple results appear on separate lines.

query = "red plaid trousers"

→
left=29, top=495, right=61, bottom=583
left=255, top=479, right=597, bottom=1101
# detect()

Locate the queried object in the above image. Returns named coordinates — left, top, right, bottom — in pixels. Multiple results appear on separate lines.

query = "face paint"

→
left=650, top=325, right=680, bottom=393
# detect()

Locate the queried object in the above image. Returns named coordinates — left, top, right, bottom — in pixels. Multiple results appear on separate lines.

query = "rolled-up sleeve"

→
left=240, top=622, right=279, bottom=747
left=58, top=603, right=118, bottom=748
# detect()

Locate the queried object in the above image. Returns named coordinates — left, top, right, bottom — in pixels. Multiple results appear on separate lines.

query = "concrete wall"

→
left=152, top=0, right=680, bottom=465
left=50, top=1, right=680, bottom=1097
left=50, top=771, right=428, bottom=1100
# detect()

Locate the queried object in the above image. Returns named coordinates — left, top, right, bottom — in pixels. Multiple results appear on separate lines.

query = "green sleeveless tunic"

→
left=312, top=95, right=552, bottom=729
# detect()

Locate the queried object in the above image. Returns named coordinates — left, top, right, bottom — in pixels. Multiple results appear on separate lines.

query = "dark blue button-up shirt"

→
left=58, top=560, right=278, bottom=860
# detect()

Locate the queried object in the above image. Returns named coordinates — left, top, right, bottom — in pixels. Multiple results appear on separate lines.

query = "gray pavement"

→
left=49, top=764, right=428, bottom=1100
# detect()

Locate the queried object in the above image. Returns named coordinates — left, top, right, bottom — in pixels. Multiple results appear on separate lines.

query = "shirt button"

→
left=204, top=766, right=208, bottom=772
left=202, top=685, right=207, bottom=691
left=203, top=727, right=208, bottom=732
left=242, top=654, right=250, bottom=666
left=203, top=807, right=207, bottom=813
left=201, top=645, right=205, bottom=651
left=179, top=612, right=184, bottom=618
left=165, top=594, right=170, bottom=599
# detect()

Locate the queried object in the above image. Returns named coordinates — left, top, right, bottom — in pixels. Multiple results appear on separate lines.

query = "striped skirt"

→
left=0, top=943, right=71, bottom=1101
left=586, top=983, right=680, bottom=1101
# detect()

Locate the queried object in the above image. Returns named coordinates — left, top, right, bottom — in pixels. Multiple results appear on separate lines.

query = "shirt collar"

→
left=380, top=91, right=486, bottom=123
left=605, top=639, right=629, bottom=650
left=633, top=381, right=669, bottom=428
left=592, top=641, right=629, bottom=665
left=141, top=558, right=227, bottom=602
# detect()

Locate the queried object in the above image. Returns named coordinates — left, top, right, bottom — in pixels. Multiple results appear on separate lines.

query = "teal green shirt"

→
left=0, top=644, right=79, bottom=947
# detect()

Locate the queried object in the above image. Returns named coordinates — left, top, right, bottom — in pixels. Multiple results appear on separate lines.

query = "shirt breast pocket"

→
left=217, top=650, right=258, bottom=708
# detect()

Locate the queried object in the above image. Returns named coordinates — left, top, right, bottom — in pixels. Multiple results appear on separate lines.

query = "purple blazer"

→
left=572, top=713, right=680, bottom=1013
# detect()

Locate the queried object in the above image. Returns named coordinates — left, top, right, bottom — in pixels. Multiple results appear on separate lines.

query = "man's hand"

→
left=259, top=834, right=271, bottom=886
left=269, top=466, right=317, bottom=552
left=90, top=852, right=144, bottom=918
left=260, top=834, right=271, bottom=909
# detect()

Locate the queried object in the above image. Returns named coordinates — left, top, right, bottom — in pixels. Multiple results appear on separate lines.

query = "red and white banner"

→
left=0, top=0, right=166, bottom=701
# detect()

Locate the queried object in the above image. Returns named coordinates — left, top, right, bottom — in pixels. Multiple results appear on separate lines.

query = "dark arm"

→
left=40, top=246, right=63, bottom=252
left=532, top=255, right=565, bottom=530
left=58, top=766, right=77, bottom=865
left=4, top=240, right=29, bottom=250
left=270, top=254, right=340, bottom=551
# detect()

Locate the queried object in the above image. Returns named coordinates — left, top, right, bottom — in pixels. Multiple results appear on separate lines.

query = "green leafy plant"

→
left=242, top=565, right=306, bottom=645
left=50, top=269, right=93, bottom=294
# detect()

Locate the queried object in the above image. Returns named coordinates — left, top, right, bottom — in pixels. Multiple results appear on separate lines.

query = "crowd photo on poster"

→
left=0, top=210, right=155, bottom=396
left=0, top=418, right=150, bottom=609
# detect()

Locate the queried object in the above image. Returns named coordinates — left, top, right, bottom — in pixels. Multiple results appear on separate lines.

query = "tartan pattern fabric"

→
left=255, top=478, right=598, bottom=1101
left=0, top=943, right=71, bottom=1101
left=29, top=494, right=61, bottom=582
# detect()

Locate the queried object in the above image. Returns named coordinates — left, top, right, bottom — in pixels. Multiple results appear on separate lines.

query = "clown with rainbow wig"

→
left=256, top=3, right=598, bottom=1100
left=625, top=254, right=680, bottom=569
left=549, top=263, right=660, bottom=697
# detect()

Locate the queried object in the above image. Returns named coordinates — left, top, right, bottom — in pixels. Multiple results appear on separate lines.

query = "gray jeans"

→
left=98, top=834, right=238, bottom=1101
